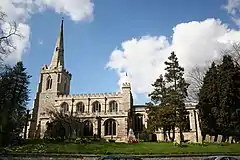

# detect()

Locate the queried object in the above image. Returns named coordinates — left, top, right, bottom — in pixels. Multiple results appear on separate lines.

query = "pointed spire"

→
left=50, top=17, right=64, bottom=69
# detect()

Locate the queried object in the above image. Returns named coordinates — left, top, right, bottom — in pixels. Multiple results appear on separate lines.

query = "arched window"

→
left=46, top=76, right=52, bottom=90
left=63, top=80, right=67, bottom=93
left=104, top=119, right=116, bottom=136
left=76, top=102, right=85, bottom=113
left=183, top=114, right=191, bottom=132
left=83, top=120, right=93, bottom=136
left=109, top=100, right=118, bottom=112
left=61, top=102, right=69, bottom=113
left=134, top=114, right=143, bottom=132
left=92, top=101, right=101, bottom=113
left=57, top=74, right=61, bottom=83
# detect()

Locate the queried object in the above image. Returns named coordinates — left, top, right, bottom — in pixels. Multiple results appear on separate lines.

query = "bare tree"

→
left=186, top=65, right=207, bottom=103
left=221, top=42, right=240, bottom=67
left=186, top=42, right=240, bottom=104
left=0, top=11, right=22, bottom=58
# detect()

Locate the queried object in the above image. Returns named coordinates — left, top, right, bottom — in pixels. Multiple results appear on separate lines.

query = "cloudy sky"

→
left=0, top=0, right=240, bottom=107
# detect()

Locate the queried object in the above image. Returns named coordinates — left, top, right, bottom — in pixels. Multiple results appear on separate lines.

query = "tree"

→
left=222, top=42, right=240, bottom=68
left=0, top=62, right=31, bottom=146
left=186, top=65, right=207, bottom=103
left=0, top=11, right=22, bottom=58
left=187, top=43, right=240, bottom=104
left=164, top=52, right=189, bottom=141
left=148, top=52, right=189, bottom=142
left=197, top=62, right=219, bottom=135
left=197, top=55, right=240, bottom=137
left=44, top=104, right=84, bottom=140
left=217, top=55, right=240, bottom=135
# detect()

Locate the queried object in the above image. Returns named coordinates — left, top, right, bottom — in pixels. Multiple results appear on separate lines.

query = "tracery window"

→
left=104, top=119, right=116, bottom=136
left=76, top=102, right=85, bottom=113
left=92, top=101, right=101, bottom=113
left=61, top=102, right=69, bottom=113
left=109, top=100, right=118, bottom=112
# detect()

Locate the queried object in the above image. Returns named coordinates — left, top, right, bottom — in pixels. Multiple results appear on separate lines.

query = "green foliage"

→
left=197, top=55, right=240, bottom=136
left=147, top=52, right=189, bottom=141
left=197, top=62, right=219, bottom=134
left=0, top=62, right=31, bottom=146
left=44, top=111, right=83, bottom=139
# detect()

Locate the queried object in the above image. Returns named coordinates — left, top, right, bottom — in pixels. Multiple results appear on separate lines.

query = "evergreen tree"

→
left=0, top=62, right=31, bottom=146
left=164, top=52, right=189, bottom=141
left=148, top=52, right=189, bottom=142
left=217, top=55, right=240, bottom=135
left=147, top=75, right=175, bottom=140
left=198, top=55, right=240, bottom=137
left=197, top=62, right=219, bottom=135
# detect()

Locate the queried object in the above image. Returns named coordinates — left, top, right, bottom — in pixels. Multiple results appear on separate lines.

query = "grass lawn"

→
left=5, top=141, right=240, bottom=155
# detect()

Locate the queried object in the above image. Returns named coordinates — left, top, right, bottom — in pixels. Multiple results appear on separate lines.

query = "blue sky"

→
left=1, top=0, right=239, bottom=108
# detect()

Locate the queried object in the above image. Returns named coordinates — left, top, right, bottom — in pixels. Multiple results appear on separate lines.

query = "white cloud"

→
left=0, top=0, right=94, bottom=64
left=223, top=0, right=240, bottom=27
left=106, top=18, right=240, bottom=98
left=38, top=0, right=94, bottom=21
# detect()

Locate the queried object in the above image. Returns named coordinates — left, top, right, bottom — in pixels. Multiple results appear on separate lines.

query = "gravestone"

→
left=71, top=129, right=76, bottom=139
left=229, top=136, right=233, bottom=143
left=205, top=134, right=211, bottom=142
left=217, top=135, right=223, bottom=143
left=210, top=136, right=215, bottom=143
left=175, top=134, right=181, bottom=144
left=128, top=128, right=136, bottom=141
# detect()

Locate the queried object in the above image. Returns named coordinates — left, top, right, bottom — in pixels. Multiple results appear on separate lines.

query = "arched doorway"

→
left=83, top=120, right=93, bottom=137
left=152, top=134, right=157, bottom=142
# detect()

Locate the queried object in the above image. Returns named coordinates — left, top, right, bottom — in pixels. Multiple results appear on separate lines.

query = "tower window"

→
left=63, top=80, right=67, bottom=93
left=46, top=76, right=52, bottom=90
left=57, top=74, right=61, bottom=83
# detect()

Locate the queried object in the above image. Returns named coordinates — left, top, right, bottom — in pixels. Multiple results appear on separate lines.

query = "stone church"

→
left=28, top=20, right=202, bottom=143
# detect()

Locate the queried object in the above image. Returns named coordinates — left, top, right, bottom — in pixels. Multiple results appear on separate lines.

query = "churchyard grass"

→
left=4, top=141, right=240, bottom=154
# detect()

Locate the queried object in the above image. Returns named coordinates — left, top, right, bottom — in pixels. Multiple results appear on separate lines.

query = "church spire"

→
left=50, top=18, right=64, bottom=69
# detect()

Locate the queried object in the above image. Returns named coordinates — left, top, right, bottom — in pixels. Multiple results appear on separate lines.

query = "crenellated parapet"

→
left=122, top=82, right=131, bottom=88
left=40, top=65, right=71, bottom=76
left=57, top=92, right=122, bottom=100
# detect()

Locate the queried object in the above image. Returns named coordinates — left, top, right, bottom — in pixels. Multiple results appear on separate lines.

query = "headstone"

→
left=128, top=128, right=136, bottom=141
left=175, top=134, right=181, bottom=145
left=71, top=129, right=76, bottom=139
left=205, top=134, right=211, bottom=142
left=229, top=136, right=233, bottom=143
left=210, top=136, right=215, bottom=143
left=217, top=135, right=223, bottom=143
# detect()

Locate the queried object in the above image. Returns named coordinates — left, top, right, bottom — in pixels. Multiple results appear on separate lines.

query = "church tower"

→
left=29, top=19, right=71, bottom=138
left=41, top=18, right=71, bottom=95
